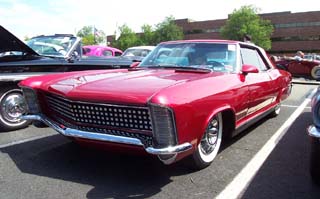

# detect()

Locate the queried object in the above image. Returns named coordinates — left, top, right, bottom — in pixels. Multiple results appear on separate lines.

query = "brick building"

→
left=108, top=11, right=320, bottom=54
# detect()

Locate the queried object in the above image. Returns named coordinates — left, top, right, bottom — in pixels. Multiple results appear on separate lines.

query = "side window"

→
left=240, top=47, right=268, bottom=71
left=102, top=50, right=112, bottom=56
left=115, top=52, right=122, bottom=56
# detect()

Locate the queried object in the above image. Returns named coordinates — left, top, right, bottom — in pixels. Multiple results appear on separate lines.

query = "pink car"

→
left=83, top=45, right=123, bottom=57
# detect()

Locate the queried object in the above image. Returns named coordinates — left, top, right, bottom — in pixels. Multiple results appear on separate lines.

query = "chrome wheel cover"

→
left=0, top=89, right=28, bottom=127
left=198, top=113, right=223, bottom=163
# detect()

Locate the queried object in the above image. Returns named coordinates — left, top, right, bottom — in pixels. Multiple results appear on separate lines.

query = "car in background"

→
left=275, top=57, right=320, bottom=80
left=0, top=25, right=133, bottom=131
left=122, top=46, right=155, bottom=61
left=308, top=88, right=320, bottom=185
left=83, top=45, right=123, bottom=57
left=20, top=40, right=292, bottom=169
left=304, top=54, right=320, bottom=61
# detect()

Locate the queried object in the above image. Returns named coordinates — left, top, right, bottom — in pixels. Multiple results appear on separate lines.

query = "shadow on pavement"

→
left=0, top=134, right=194, bottom=199
left=241, top=112, right=320, bottom=199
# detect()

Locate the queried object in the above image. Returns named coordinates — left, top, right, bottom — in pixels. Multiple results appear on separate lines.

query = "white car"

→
left=122, top=46, right=155, bottom=60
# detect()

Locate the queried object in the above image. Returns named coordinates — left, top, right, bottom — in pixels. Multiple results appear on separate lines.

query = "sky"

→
left=1, top=0, right=320, bottom=40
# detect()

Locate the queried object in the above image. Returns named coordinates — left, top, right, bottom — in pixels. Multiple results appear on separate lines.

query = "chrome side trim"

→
left=21, top=114, right=193, bottom=163
left=308, top=125, right=320, bottom=138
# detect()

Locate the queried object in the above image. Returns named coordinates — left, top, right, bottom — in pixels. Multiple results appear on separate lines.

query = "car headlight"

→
left=149, top=104, right=177, bottom=148
left=21, top=87, right=40, bottom=114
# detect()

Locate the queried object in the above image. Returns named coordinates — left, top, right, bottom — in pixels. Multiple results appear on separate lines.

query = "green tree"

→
left=140, top=24, right=155, bottom=45
left=24, top=36, right=30, bottom=41
left=76, top=26, right=106, bottom=45
left=112, top=24, right=141, bottom=50
left=112, top=16, right=184, bottom=50
left=220, top=5, right=274, bottom=50
left=154, top=16, right=184, bottom=44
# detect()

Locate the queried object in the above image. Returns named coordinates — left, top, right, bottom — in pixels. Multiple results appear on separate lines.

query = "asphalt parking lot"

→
left=1, top=79, right=320, bottom=199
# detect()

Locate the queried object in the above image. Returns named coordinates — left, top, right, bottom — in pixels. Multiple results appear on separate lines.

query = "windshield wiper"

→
left=146, top=65, right=212, bottom=72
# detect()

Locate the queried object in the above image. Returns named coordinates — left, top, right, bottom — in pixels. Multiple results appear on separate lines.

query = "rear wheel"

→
left=0, top=89, right=30, bottom=131
left=311, top=65, right=320, bottom=80
left=190, top=113, right=223, bottom=169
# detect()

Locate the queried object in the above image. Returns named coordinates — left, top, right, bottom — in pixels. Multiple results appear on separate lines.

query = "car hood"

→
left=40, top=69, right=217, bottom=105
left=0, top=25, right=39, bottom=56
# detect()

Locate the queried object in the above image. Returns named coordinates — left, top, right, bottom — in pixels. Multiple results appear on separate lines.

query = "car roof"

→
left=83, top=45, right=122, bottom=52
left=126, top=46, right=156, bottom=50
left=160, top=39, right=241, bottom=45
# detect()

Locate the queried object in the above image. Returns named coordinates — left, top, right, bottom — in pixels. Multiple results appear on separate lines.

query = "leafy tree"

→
left=154, top=16, right=184, bottom=44
left=24, top=36, right=30, bottom=41
left=112, top=24, right=140, bottom=50
left=112, top=16, right=184, bottom=49
left=76, top=26, right=106, bottom=45
left=140, top=24, right=155, bottom=45
left=220, top=5, right=274, bottom=50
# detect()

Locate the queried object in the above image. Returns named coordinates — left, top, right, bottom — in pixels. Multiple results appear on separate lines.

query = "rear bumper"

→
left=22, top=114, right=192, bottom=164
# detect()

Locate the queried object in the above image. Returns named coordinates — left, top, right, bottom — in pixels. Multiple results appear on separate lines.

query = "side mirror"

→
left=130, top=62, right=140, bottom=68
left=242, top=64, right=259, bottom=75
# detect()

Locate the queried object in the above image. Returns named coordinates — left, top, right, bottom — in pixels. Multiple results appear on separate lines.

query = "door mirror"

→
left=242, top=64, right=259, bottom=74
left=130, top=62, right=140, bottom=68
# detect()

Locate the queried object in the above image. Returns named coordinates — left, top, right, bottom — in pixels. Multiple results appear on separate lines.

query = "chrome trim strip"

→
left=308, top=125, right=320, bottom=138
left=21, top=114, right=193, bottom=158
left=0, top=72, right=58, bottom=81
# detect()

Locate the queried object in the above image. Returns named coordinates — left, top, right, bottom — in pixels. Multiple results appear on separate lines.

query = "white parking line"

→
left=0, top=134, right=51, bottom=149
left=216, top=88, right=317, bottom=199
left=282, top=104, right=311, bottom=109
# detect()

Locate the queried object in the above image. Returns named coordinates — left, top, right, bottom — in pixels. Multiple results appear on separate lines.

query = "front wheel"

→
left=0, top=89, right=30, bottom=131
left=190, top=113, right=223, bottom=169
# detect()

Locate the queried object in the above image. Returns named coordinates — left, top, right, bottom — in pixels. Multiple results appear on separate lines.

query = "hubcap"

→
left=0, top=91, right=28, bottom=125
left=200, top=117, right=220, bottom=155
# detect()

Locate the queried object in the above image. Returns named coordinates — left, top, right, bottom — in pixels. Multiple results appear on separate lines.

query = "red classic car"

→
left=19, top=40, right=292, bottom=169
left=274, top=57, right=320, bottom=80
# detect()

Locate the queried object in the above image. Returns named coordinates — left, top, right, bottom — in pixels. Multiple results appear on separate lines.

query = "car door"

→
left=240, top=46, right=278, bottom=115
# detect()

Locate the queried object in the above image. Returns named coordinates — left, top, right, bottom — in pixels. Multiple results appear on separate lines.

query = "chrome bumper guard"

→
left=21, top=114, right=192, bottom=162
left=308, top=125, right=320, bottom=138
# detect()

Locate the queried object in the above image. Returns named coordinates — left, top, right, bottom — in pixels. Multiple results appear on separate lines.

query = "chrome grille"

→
left=45, top=93, right=152, bottom=131
left=54, top=117, right=153, bottom=147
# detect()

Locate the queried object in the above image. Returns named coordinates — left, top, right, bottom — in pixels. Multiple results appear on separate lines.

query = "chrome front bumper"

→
left=21, top=114, right=192, bottom=164
left=308, top=125, right=320, bottom=138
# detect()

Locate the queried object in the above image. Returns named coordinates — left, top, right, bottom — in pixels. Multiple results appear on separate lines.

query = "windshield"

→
left=139, top=42, right=237, bottom=72
left=26, top=35, right=77, bottom=57
left=123, top=48, right=153, bottom=57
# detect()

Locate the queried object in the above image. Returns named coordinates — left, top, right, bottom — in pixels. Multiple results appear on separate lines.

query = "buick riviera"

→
left=20, top=40, right=292, bottom=169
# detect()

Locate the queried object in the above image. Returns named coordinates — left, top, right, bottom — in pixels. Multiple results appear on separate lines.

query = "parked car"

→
left=275, top=57, right=320, bottom=80
left=307, top=88, right=320, bottom=184
left=83, top=45, right=123, bottom=57
left=304, top=54, right=320, bottom=61
left=0, top=25, right=133, bottom=131
left=20, top=40, right=292, bottom=169
left=122, top=46, right=155, bottom=61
